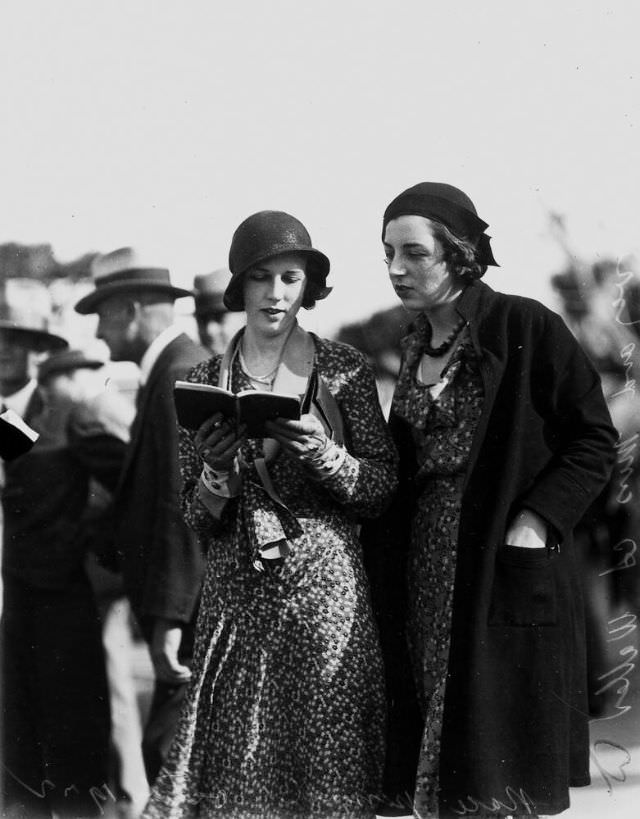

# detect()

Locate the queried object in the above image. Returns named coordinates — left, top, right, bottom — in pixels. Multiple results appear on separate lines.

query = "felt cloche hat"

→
left=224, top=211, right=331, bottom=311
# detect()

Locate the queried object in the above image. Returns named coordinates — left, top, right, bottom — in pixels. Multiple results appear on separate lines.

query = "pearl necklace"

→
left=238, top=345, right=279, bottom=386
left=422, top=317, right=466, bottom=357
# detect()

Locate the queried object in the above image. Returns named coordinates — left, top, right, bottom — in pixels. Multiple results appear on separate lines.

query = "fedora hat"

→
left=74, top=247, right=193, bottom=315
left=224, top=211, right=331, bottom=311
left=193, top=268, right=231, bottom=317
left=37, top=348, right=105, bottom=384
left=0, top=278, right=68, bottom=351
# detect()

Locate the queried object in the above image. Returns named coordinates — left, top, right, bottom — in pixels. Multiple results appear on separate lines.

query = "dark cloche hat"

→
left=0, top=278, right=68, bottom=351
left=224, top=211, right=331, bottom=311
left=37, top=349, right=105, bottom=384
left=75, top=247, right=193, bottom=315
left=382, top=182, right=499, bottom=267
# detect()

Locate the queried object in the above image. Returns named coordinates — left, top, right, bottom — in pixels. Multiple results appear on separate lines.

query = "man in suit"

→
left=1, top=280, right=124, bottom=818
left=75, top=249, right=208, bottom=784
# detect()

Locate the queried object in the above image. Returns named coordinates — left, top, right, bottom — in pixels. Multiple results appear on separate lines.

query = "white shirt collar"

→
left=2, top=379, right=39, bottom=418
left=139, top=325, right=183, bottom=385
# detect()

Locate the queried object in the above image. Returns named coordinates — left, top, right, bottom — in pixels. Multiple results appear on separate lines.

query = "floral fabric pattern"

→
left=391, top=324, right=484, bottom=819
left=143, top=337, right=398, bottom=819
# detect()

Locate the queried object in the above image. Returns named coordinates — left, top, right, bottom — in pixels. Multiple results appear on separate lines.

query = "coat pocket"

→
left=488, top=545, right=558, bottom=627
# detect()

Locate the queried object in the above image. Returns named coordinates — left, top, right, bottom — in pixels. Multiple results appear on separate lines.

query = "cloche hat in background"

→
left=0, top=278, right=68, bottom=351
left=224, top=211, right=331, bottom=311
left=193, top=268, right=231, bottom=317
left=74, top=247, right=193, bottom=315
left=37, top=348, right=105, bottom=384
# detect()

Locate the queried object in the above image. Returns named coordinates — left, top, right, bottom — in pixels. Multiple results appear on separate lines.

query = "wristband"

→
left=200, top=464, right=240, bottom=498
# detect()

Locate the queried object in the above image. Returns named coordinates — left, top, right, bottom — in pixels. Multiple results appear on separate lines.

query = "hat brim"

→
left=224, top=248, right=330, bottom=312
left=75, top=281, right=194, bottom=315
left=0, top=322, right=68, bottom=352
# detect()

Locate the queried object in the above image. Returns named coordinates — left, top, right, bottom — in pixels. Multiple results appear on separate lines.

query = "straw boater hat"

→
left=0, top=278, right=68, bottom=351
left=193, top=268, right=231, bottom=318
left=37, top=349, right=105, bottom=384
left=74, top=247, right=193, bottom=315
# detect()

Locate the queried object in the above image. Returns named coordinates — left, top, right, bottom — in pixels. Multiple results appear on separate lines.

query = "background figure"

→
left=551, top=253, right=640, bottom=713
left=193, top=268, right=238, bottom=354
left=0, top=281, right=126, bottom=819
left=41, top=352, right=149, bottom=817
left=75, top=249, right=208, bottom=785
left=336, top=304, right=408, bottom=418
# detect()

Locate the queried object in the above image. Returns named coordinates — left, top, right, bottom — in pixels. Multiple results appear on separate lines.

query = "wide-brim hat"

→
left=0, top=278, right=68, bottom=351
left=193, top=268, right=232, bottom=317
left=224, top=211, right=331, bottom=311
left=37, top=348, right=105, bottom=383
left=74, top=247, right=193, bottom=314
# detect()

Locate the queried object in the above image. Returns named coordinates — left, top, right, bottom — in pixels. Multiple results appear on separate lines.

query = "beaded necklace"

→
left=422, top=316, right=466, bottom=357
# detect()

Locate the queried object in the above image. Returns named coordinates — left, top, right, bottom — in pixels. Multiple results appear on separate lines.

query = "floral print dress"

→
left=391, top=316, right=484, bottom=819
left=143, top=337, right=398, bottom=819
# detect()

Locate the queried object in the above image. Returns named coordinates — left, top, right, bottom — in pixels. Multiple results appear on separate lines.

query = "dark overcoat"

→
left=366, top=280, right=617, bottom=817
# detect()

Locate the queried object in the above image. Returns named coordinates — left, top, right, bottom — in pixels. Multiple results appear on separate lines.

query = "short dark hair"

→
left=430, top=220, right=487, bottom=282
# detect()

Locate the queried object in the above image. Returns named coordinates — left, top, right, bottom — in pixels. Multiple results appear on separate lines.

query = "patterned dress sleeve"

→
left=315, top=341, right=399, bottom=518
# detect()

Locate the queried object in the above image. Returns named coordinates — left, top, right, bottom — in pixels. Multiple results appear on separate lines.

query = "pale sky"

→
left=1, top=0, right=638, bottom=334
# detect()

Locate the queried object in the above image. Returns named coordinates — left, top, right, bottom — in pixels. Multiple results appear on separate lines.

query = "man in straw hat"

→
left=75, top=248, right=208, bottom=784
left=0, top=283, right=117, bottom=817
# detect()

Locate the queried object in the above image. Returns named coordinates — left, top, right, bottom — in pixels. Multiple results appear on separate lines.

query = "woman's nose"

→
left=388, top=257, right=405, bottom=278
left=268, top=276, right=286, bottom=299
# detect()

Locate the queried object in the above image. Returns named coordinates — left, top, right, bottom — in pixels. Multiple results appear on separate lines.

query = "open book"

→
left=174, top=381, right=301, bottom=437
left=0, top=407, right=39, bottom=460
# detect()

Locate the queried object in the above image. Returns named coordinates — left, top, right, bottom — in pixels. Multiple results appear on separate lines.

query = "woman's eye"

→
left=283, top=275, right=303, bottom=284
left=248, top=272, right=267, bottom=281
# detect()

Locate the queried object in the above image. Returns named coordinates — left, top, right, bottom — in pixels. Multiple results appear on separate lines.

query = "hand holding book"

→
left=174, top=381, right=301, bottom=438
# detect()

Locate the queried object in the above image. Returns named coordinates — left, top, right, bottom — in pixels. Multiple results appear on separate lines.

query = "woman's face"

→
left=383, top=215, right=463, bottom=311
left=243, top=252, right=307, bottom=337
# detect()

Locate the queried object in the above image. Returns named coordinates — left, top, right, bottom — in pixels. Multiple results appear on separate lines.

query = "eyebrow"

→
left=383, top=241, right=429, bottom=250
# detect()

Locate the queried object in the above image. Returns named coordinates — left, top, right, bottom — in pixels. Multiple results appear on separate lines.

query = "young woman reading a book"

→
left=144, top=210, right=398, bottom=819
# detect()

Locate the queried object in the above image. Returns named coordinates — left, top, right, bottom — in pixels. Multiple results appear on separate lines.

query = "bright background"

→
left=1, top=0, right=638, bottom=337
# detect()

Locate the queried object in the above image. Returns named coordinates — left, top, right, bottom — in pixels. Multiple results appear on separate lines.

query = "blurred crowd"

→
left=0, top=239, right=639, bottom=818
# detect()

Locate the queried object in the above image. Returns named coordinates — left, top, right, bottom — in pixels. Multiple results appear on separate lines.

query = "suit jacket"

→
left=113, top=332, right=208, bottom=631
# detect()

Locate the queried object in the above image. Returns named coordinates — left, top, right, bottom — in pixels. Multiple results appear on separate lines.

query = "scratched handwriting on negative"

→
left=593, top=612, right=638, bottom=721
left=451, top=786, right=536, bottom=816
left=1, top=765, right=115, bottom=816
left=591, top=740, right=633, bottom=794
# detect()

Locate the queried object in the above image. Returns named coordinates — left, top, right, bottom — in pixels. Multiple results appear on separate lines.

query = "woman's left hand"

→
left=265, top=413, right=328, bottom=460
left=505, top=508, right=548, bottom=549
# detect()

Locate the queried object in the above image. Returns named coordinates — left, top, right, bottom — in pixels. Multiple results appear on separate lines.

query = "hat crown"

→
left=228, top=211, right=315, bottom=275
left=400, top=182, right=478, bottom=216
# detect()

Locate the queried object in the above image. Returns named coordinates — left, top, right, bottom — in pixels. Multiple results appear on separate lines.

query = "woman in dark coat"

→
left=368, top=183, right=617, bottom=818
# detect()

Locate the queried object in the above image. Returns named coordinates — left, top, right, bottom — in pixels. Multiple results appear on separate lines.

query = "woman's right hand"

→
left=194, top=412, right=246, bottom=472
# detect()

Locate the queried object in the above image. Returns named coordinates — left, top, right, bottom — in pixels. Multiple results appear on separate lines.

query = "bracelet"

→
left=304, top=439, right=347, bottom=480
left=200, top=464, right=240, bottom=498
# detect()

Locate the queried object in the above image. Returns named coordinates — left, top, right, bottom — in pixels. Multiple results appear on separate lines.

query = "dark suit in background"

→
left=110, top=332, right=208, bottom=782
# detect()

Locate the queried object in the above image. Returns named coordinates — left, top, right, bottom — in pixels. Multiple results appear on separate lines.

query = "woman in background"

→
left=368, top=182, right=616, bottom=818
left=144, top=210, right=397, bottom=819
